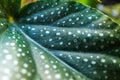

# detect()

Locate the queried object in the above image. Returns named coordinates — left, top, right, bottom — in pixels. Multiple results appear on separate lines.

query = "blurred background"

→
left=73, top=0, right=120, bottom=24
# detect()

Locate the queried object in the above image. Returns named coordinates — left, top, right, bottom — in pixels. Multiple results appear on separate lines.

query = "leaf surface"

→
left=17, top=1, right=120, bottom=80
left=28, top=35, right=90, bottom=80
left=0, top=0, right=120, bottom=80
left=0, top=25, right=37, bottom=80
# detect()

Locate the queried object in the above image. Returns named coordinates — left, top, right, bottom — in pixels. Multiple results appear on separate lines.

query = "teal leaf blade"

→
left=18, top=1, right=118, bottom=29
left=18, top=1, right=87, bottom=25
left=51, top=50, right=120, bottom=80
left=19, top=23, right=120, bottom=79
left=27, top=35, right=91, bottom=80
left=17, top=1, right=120, bottom=80
left=0, top=26, right=36, bottom=80
left=19, top=1, right=62, bottom=18
left=19, top=24, right=120, bottom=55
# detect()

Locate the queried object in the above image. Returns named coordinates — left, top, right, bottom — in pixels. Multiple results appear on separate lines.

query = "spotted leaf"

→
left=17, top=1, right=120, bottom=80
left=19, top=24, right=120, bottom=53
left=28, top=36, right=90, bottom=80
left=18, top=1, right=120, bottom=53
left=0, top=20, right=88, bottom=80
left=0, top=25, right=36, bottom=80
left=0, top=0, right=120, bottom=80
left=51, top=50, right=120, bottom=80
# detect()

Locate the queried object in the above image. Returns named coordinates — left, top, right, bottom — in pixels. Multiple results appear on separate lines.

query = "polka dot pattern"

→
left=20, top=24, right=120, bottom=55
left=51, top=50, right=120, bottom=80
left=20, top=1, right=61, bottom=17
left=29, top=39, right=90, bottom=80
left=18, top=1, right=86, bottom=25
left=0, top=27, right=36, bottom=80
left=17, top=1, right=120, bottom=80
left=18, top=1, right=118, bottom=30
left=0, top=0, right=120, bottom=80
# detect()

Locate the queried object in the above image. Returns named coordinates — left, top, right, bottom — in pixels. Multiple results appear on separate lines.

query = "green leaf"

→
left=18, top=1, right=87, bottom=24
left=28, top=35, right=90, bottom=80
left=0, top=0, right=21, bottom=17
left=19, top=24, right=120, bottom=54
left=0, top=0, right=120, bottom=80
left=17, top=1, right=120, bottom=80
left=0, top=25, right=36, bottom=80
left=18, top=1, right=120, bottom=53
left=19, top=1, right=62, bottom=18
left=0, top=23, right=90, bottom=80
left=51, top=50, right=120, bottom=80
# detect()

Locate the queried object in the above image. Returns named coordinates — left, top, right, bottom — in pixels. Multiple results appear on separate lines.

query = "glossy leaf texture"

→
left=51, top=50, right=120, bottom=80
left=28, top=36, right=90, bottom=80
left=17, top=1, right=120, bottom=80
left=0, top=1, right=93, bottom=80
left=0, top=24, right=36, bottom=80
left=0, top=0, right=120, bottom=80
left=0, top=20, right=90, bottom=80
